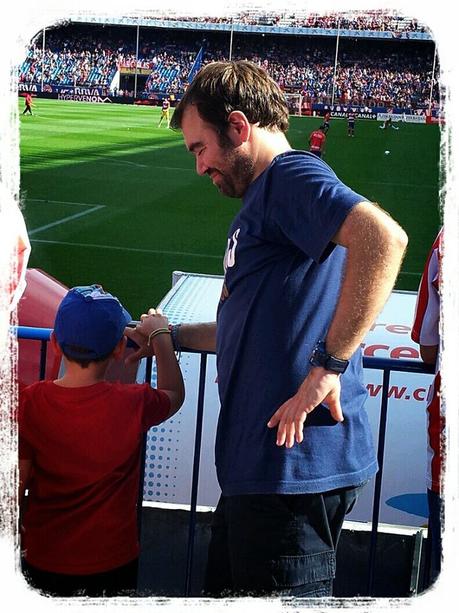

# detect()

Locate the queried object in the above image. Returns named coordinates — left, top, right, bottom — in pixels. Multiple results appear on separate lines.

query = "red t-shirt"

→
left=309, top=130, right=325, bottom=151
left=19, top=380, right=170, bottom=574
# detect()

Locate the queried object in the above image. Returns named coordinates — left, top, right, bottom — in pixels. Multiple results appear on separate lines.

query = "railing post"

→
left=39, top=339, right=48, bottom=380
left=184, top=352, right=208, bottom=597
left=137, top=356, right=153, bottom=542
left=145, top=355, right=153, bottom=386
left=366, top=367, right=391, bottom=596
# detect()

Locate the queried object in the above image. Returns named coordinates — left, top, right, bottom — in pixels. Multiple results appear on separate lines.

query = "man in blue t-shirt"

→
left=127, top=61, right=408, bottom=598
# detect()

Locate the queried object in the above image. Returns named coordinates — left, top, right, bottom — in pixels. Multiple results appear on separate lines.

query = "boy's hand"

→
left=124, top=327, right=153, bottom=364
left=124, top=308, right=169, bottom=364
left=136, top=307, right=169, bottom=336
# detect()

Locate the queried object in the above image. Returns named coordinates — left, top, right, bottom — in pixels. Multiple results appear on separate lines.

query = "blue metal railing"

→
left=14, top=326, right=435, bottom=597
left=361, top=357, right=435, bottom=596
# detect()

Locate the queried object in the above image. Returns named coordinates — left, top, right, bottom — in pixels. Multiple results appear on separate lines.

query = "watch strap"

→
left=309, top=340, right=349, bottom=374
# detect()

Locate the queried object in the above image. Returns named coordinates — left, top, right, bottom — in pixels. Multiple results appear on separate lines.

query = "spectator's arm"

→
left=419, top=344, right=438, bottom=365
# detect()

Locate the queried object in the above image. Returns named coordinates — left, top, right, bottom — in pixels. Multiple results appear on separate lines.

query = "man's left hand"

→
left=267, top=367, right=344, bottom=448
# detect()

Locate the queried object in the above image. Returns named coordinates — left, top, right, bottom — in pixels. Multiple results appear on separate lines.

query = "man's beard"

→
left=211, top=136, right=256, bottom=199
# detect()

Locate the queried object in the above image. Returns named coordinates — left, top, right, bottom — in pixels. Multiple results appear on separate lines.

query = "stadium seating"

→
left=133, top=10, right=427, bottom=33
left=19, top=20, right=437, bottom=109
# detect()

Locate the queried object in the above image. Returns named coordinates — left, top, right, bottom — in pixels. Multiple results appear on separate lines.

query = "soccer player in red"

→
left=309, top=125, right=326, bottom=158
left=22, top=92, right=33, bottom=115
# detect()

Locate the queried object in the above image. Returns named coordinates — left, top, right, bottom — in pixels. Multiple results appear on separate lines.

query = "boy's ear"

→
left=50, top=332, right=62, bottom=357
left=112, top=336, right=127, bottom=361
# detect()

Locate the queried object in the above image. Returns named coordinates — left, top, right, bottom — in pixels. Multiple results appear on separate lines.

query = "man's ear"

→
left=227, top=110, right=251, bottom=144
left=50, top=332, right=62, bottom=357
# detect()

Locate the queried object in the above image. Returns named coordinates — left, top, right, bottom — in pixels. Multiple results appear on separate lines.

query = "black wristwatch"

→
left=168, top=323, right=182, bottom=352
left=309, top=340, right=349, bottom=374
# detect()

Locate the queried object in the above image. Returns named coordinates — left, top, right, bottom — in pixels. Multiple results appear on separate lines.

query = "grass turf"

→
left=19, top=98, right=441, bottom=317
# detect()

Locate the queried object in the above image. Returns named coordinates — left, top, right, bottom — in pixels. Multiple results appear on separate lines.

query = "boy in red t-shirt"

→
left=19, top=285, right=184, bottom=597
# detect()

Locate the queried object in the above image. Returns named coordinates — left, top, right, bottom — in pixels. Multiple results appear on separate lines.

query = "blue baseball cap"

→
left=54, top=285, right=132, bottom=360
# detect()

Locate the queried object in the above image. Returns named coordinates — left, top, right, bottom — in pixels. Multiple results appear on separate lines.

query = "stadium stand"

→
left=127, top=10, right=428, bottom=33
left=18, top=16, right=438, bottom=110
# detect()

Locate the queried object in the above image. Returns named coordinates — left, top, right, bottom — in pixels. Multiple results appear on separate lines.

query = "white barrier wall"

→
left=377, top=112, right=426, bottom=124
left=139, top=272, right=431, bottom=527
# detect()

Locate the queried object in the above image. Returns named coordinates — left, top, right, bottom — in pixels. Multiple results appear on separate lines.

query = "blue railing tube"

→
left=16, top=326, right=52, bottom=341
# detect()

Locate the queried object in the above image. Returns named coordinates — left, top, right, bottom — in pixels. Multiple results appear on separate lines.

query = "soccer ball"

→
left=384, top=150, right=390, bottom=155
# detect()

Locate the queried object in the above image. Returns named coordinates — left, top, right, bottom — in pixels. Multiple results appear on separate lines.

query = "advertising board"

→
left=141, top=273, right=431, bottom=527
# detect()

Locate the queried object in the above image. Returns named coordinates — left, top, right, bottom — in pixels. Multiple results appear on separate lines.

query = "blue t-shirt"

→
left=215, top=150, right=378, bottom=496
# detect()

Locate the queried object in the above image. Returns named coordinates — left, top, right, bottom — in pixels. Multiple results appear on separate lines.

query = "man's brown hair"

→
left=170, top=60, right=289, bottom=134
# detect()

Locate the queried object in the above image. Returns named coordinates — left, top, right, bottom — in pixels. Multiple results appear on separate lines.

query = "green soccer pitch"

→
left=19, top=98, right=441, bottom=318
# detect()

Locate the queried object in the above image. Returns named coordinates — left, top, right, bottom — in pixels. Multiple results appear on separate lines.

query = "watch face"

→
left=313, top=342, right=326, bottom=359
left=316, top=350, right=326, bottom=365
left=310, top=342, right=348, bottom=373
left=311, top=346, right=326, bottom=367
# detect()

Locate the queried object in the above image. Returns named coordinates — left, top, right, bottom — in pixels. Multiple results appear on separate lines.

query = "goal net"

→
left=284, top=93, right=303, bottom=116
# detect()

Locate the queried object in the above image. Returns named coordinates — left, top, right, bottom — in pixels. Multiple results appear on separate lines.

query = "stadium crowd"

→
left=202, top=34, right=437, bottom=108
left=134, top=10, right=428, bottom=33
left=19, top=26, right=199, bottom=95
left=19, top=29, right=119, bottom=88
left=19, top=22, right=437, bottom=109
left=281, top=12, right=425, bottom=32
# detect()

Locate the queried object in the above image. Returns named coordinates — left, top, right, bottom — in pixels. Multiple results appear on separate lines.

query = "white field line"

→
left=98, top=156, right=148, bottom=168
left=26, top=197, right=422, bottom=273
left=28, top=198, right=105, bottom=207
left=28, top=238, right=421, bottom=275
left=154, top=166, right=195, bottom=172
left=357, top=180, right=437, bottom=190
left=30, top=238, right=222, bottom=260
left=28, top=205, right=105, bottom=236
left=96, top=161, right=195, bottom=172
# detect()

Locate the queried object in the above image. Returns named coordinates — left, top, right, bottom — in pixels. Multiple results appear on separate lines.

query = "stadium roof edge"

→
left=60, top=15, right=433, bottom=42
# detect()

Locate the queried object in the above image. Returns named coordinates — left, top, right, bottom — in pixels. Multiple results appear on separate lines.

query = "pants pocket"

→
left=232, top=550, right=335, bottom=594
left=269, top=550, right=335, bottom=588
